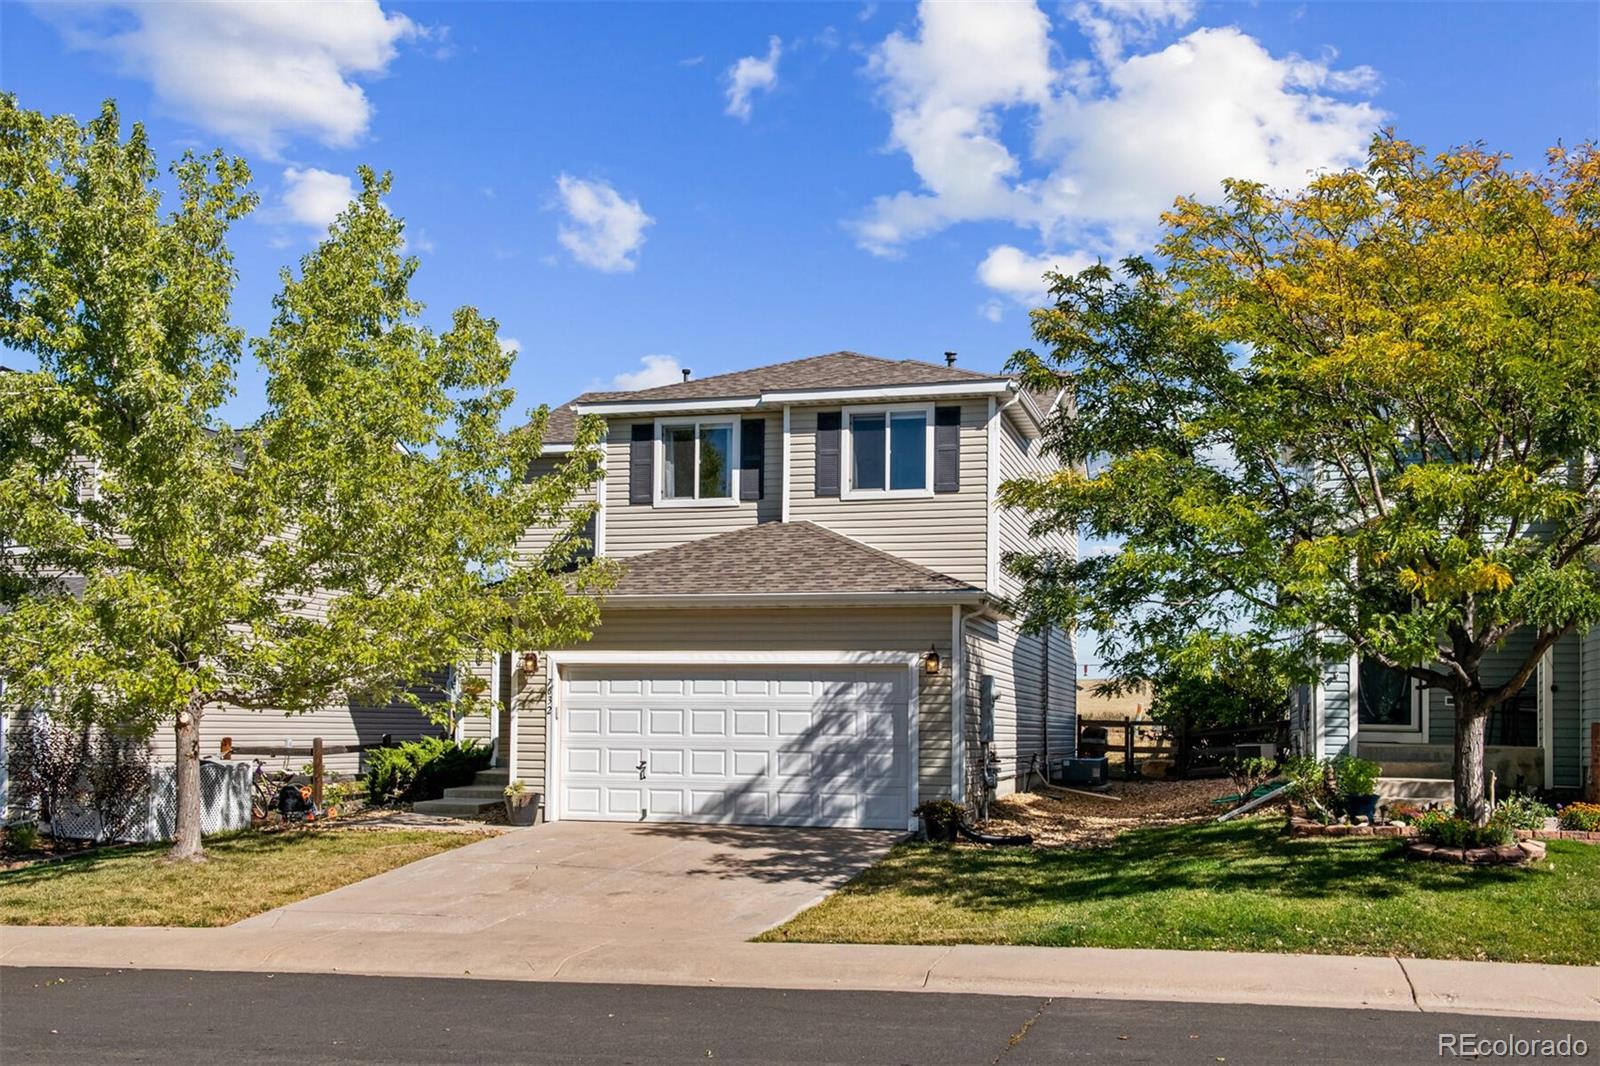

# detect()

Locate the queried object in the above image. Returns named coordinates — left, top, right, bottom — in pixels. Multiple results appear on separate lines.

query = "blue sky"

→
left=4, top=0, right=1594, bottom=426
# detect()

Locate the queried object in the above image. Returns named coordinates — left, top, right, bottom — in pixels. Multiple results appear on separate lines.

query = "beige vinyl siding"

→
left=513, top=606, right=954, bottom=802
left=964, top=615, right=1075, bottom=796
left=144, top=694, right=442, bottom=776
left=513, top=655, right=550, bottom=789
left=787, top=401, right=988, bottom=587
left=515, top=456, right=598, bottom=562
left=603, top=414, right=782, bottom=557
left=457, top=654, right=512, bottom=764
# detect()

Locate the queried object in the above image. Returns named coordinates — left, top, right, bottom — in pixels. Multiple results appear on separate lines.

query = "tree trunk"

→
left=1452, top=697, right=1490, bottom=824
left=167, top=699, right=205, bottom=861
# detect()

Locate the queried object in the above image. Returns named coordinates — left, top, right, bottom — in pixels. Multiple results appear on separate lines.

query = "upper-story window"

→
left=843, top=404, right=932, bottom=498
left=658, top=418, right=737, bottom=505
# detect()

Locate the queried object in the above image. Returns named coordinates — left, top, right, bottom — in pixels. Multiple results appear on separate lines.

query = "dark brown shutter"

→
left=815, top=411, right=841, bottom=497
left=629, top=423, right=653, bottom=504
left=740, top=417, right=765, bottom=501
left=934, top=405, right=961, bottom=493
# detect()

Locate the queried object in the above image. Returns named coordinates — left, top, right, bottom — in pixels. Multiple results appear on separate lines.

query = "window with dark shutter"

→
left=815, top=411, right=841, bottom=497
left=934, top=405, right=961, bottom=492
left=628, top=423, right=653, bottom=504
left=740, top=418, right=765, bottom=501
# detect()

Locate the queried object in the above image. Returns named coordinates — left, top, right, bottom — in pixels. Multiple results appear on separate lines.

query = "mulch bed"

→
left=972, top=778, right=1231, bottom=849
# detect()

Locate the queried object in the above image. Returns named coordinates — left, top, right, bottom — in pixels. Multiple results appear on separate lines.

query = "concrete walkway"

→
left=2, top=823, right=1596, bottom=1021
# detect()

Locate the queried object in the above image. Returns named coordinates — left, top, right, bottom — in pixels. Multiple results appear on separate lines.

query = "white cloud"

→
left=724, top=36, right=782, bottom=121
left=501, top=336, right=523, bottom=355
left=41, top=1, right=418, bottom=156
left=853, top=1, right=1385, bottom=298
left=978, top=298, right=1004, bottom=323
left=611, top=355, right=684, bottom=390
left=553, top=175, right=654, bottom=273
left=280, top=167, right=356, bottom=230
left=977, top=246, right=1097, bottom=303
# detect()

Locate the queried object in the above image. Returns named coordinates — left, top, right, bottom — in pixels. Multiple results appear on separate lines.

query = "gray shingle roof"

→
left=542, top=351, right=1009, bottom=443
left=607, top=521, right=980, bottom=599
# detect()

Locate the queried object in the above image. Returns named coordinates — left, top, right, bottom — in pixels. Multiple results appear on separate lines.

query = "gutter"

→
left=597, top=590, right=992, bottom=610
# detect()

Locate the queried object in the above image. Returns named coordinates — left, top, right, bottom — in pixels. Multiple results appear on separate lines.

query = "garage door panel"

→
left=561, top=664, right=911, bottom=829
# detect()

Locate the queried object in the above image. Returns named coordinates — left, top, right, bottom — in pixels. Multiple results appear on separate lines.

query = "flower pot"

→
left=1344, top=794, right=1379, bottom=823
left=504, top=792, right=542, bottom=827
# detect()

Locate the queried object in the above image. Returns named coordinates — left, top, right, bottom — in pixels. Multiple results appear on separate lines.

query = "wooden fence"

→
left=1078, top=719, right=1288, bottom=780
left=218, top=735, right=394, bottom=807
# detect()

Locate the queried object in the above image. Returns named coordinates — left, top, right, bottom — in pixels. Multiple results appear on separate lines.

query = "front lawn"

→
left=0, top=828, right=491, bottom=927
left=761, top=818, right=1600, bottom=965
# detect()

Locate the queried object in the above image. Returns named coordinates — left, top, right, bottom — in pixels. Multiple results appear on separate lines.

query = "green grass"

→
left=0, top=828, right=491, bottom=927
left=761, top=818, right=1600, bottom=965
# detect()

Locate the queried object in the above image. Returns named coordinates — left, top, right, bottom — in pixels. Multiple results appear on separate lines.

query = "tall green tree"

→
left=1004, top=136, right=1600, bottom=821
left=0, top=98, right=609, bottom=859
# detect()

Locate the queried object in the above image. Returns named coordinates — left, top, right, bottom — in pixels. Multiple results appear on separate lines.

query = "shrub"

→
left=4, top=821, right=41, bottom=853
left=1558, top=802, right=1600, bottom=833
left=365, top=737, right=492, bottom=805
left=913, top=799, right=964, bottom=842
left=1222, top=756, right=1277, bottom=805
left=1283, top=755, right=1336, bottom=820
left=1495, top=792, right=1555, bottom=831
left=87, top=729, right=151, bottom=842
left=4, top=714, right=91, bottom=839
left=1414, top=811, right=1514, bottom=849
left=1332, top=755, right=1382, bottom=797
left=1383, top=801, right=1427, bottom=823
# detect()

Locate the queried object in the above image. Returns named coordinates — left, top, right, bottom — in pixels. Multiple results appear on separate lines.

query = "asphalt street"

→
left=2, top=967, right=1595, bottom=1065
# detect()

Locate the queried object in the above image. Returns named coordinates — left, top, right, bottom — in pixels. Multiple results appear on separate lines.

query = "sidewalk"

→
left=2, top=925, right=1595, bottom=1021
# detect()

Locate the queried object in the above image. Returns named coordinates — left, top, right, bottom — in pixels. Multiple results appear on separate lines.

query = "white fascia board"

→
left=761, top=380, right=1012, bottom=404
left=541, top=442, right=575, bottom=455
left=547, top=649, right=921, bottom=666
left=575, top=397, right=764, bottom=416
left=599, top=591, right=986, bottom=609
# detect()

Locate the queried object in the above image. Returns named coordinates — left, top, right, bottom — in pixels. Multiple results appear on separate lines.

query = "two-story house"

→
left=464, top=351, right=1077, bottom=831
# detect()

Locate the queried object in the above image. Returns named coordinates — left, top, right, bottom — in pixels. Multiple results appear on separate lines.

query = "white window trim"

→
left=1352, top=653, right=1427, bottom=745
left=840, top=402, right=935, bottom=500
left=653, top=415, right=741, bottom=508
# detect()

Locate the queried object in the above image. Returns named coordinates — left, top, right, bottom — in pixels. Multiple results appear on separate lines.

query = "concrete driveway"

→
left=236, top=822, right=900, bottom=949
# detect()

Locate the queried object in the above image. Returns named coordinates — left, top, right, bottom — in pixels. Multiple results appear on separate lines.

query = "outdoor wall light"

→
left=520, top=650, right=540, bottom=675
left=924, top=645, right=942, bottom=675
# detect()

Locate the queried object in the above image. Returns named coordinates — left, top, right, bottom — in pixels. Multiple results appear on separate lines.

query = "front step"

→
left=1375, top=761, right=1454, bottom=779
left=1376, top=777, right=1453, bottom=803
left=409, top=766, right=510, bottom=818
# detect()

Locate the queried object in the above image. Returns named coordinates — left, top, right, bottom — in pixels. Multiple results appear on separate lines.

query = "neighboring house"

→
left=1292, top=624, right=1600, bottom=799
left=463, top=350, right=1076, bottom=831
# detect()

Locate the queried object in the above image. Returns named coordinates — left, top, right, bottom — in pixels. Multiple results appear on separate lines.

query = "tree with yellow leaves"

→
left=1004, top=135, right=1600, bottom=822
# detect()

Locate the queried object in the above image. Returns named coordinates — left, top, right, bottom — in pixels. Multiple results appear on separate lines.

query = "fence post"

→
left=219, top=736, right=232, bottom=760
left=1123, top=718, right=1135, bottom=779
left=1177, top=717, right=1190, bottom=780
left=311, top=737, right=324, bottom=808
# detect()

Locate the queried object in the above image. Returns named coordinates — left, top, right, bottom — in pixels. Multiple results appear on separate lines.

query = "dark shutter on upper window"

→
left=628, top=423, right=653, bottom=504
left=740, top=417, right=765, bottom=501
left=815, top=411, right=841, bottom=497
left=933, top=405, right=961, bottom=493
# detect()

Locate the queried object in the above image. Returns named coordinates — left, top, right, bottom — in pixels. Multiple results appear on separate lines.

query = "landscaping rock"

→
left=1465, top=847, right=1497, bottom=864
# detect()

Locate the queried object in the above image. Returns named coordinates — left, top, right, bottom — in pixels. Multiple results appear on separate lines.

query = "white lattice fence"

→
left=51, top=759, right=253, bottom=843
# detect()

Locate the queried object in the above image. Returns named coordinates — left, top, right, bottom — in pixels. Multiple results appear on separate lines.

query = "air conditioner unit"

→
left=1051, top=757, right=1108, bottom=788
left=1235, top=742, right=1277, bottom=761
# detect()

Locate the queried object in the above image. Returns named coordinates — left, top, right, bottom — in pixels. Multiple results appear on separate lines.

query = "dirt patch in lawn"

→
left=973, top=779, right=1239, bottom=849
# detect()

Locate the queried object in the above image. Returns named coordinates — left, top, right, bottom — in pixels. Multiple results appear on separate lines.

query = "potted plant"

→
left=503, top=780, right=541, bottom=827
left=1333, top=755, right=1383, bottom=822
left=913, top=799, right=963, bottom=843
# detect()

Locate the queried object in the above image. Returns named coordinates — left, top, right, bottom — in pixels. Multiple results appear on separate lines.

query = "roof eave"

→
left=600, top=590, right=988, bottom=609
left=575, top=379, right=1014, bottom=417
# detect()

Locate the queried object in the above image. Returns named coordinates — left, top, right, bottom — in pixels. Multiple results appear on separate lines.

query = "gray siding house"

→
left=464, top=351, right=1077, bottom=831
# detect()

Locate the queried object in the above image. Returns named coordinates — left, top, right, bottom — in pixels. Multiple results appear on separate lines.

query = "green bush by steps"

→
left=365, top=737, right=492, bottom=805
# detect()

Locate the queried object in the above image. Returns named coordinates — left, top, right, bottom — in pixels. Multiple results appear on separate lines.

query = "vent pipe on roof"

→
left=944, top=351, right=957, bottom=367
left=682, top=368, right=692, bottom=382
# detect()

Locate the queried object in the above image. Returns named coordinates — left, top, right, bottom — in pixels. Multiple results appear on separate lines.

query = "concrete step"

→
left=1362, top=743, right=1450, bottom=762
left=410, top=797, right=500, bottom=818
left=472, top=768, right=510, bottom=786
left=441, top=785, right=508, bottom=801
left=1374, top=760, right=1454, bottom=778
left=1376, top=777, right=1453, bottom=802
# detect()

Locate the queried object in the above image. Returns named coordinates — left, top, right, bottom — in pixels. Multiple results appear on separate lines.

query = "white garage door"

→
left=558, top=664, right=911, bottom=829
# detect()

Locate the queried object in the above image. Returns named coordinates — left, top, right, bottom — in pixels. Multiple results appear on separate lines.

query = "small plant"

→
left=1222, top=755, right=1277, bottom=807
left=1283, top=755, right=1335, bottom=821
left=1332, top=755, right=1382, bottom=797
left=1383, top=801, right=1427, bottom=824
left=4, top=821, right=41, bottom=853
left=1494, top=792, right=1555, bottom=831
left=503, top=780, right=526, bottom=798
left=1558, top=802, right=1600, bottom=832
left=1414, top=810, right=1514, bottom=849
left=914, top=799, right=964, bottom=842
